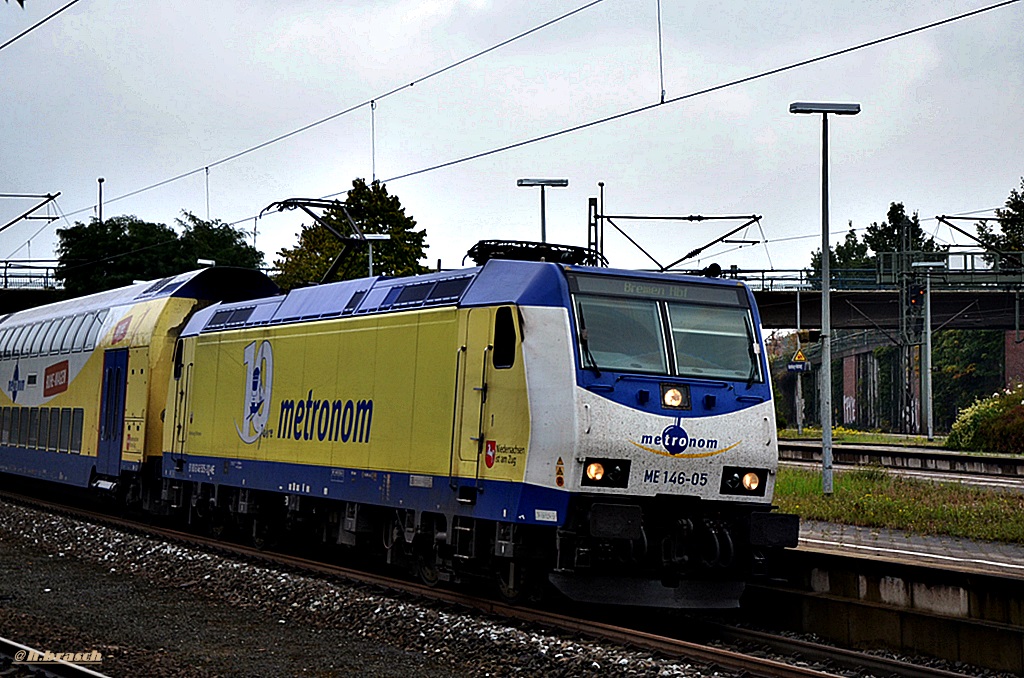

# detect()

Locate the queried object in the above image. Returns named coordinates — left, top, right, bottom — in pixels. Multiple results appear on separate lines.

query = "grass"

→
left=778, top=426, right=947, bottom=448
left=774, top=466, right=1024, bottom=544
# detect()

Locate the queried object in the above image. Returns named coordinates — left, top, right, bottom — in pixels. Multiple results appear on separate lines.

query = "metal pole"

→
left=540, top=185, right=547, bottom=243
left=796, top=287, right=803, bottom=435
left=97, top=177, right=104, bottom=223
left=820, top=112, right=834, bottom=495
left=368, top=243, right=374, bottom=277
left=924, top=271, right=934, bottom=441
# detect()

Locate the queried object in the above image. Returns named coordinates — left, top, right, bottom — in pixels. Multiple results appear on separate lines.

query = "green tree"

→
left=56, top=216, right=179, bottom=296
left=274, top=179, right=428, bottom=290
left=932, top=329, right=1004, bottom=432
left=56, top=212, right=264, bottom=296
left=976, top=177, right=1024, bottom=267
left=862, top=202, right=936, bottom=256
left=175, top=211, right=263, bottom=271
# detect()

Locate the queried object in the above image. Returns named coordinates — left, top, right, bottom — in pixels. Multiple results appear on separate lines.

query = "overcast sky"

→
left=2, top=0, right=1021, bottom=275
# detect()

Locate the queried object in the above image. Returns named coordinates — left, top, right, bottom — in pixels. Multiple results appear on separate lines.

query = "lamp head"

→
left=789, top=102, right=861, bottom=115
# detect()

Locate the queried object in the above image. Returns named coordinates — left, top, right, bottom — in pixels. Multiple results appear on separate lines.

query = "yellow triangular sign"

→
left=793, top=349, right=806, bottom=362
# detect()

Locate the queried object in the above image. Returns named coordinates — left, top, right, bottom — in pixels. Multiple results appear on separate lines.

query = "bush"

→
left=946, top=383, right=1024, bottom=453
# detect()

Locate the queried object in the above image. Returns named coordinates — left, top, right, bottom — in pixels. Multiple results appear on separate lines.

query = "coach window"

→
left=492, top=306, right=517, bottom=370
left=23, top=324, right=43, bottom=356
left=0, top=407, right=9, bottom=444
left=48, top=410, right=60, bottom=452
left=38, top=408, right=49, bottom=451
left=51, top=316, right=74, bottom=354
left=71, top=409, right=84, bottom=454
left=71, top=314, right=90, bottom=352
left=27, top=408, right=38, bottom=448
left=0, top=329, right=9, bottom=357
left=40, top=318, right=63, bottom=355
left=61, top=315, right=86, bottom=353
left=32, top=320, right=53, bottom=355
left=18, top=408, right=30, bottom=447
left=9, top=407, right=20, bottom=446
left=85, top=310, right=107, bottom=350
left=8, top=325, right=26, bottom=357
left=58, top=407, right=71, bottom=453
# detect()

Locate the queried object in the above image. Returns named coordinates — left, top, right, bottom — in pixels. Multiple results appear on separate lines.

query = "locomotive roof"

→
left=0, top=267, right=279, bottom=328
left=183, top=259, right=747, bottom=337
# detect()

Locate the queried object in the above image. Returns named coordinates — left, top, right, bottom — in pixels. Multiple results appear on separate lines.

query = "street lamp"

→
left=364, top=234, right=390, bottom=276
left=517, top=178, right=568, bottom=243
left=790, top=101, right=860, bottom=495
left=912, top=260, right=944, bottom=441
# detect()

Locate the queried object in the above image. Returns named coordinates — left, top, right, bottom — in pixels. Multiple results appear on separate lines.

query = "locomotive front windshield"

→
left=570, top=273, right=762, bottom=383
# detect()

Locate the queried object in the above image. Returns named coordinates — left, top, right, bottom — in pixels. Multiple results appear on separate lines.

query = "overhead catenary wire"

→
left=0, top=0, right=83, bottom=53
left=63, top=0, right=609, bottom=220
left=50, top=0, right=1019, bottom=261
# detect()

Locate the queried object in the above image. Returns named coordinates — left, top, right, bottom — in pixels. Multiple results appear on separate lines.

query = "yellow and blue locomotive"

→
left=0, top=252, right=797, bottom=608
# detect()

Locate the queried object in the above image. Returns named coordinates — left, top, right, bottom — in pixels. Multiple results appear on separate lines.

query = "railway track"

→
left=0, top=488, right=983, bottom=678
left=779, top=440, right=1024, bottom=487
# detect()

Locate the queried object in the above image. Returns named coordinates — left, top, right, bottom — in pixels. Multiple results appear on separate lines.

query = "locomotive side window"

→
left=492, top=306, right=517, bottom=369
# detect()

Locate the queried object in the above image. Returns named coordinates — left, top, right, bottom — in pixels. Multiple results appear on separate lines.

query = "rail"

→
left=779, top=440, right=1024, bottom=477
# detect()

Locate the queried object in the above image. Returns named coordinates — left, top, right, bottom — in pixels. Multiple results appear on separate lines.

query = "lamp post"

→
left=517, top=178, right=568, bottom=243
left=912, top=260, right=943, bottom=441
left=790, top=101, right=860, bottom=495
left=364, top=234, right=390, bottom=276
left=97, top=177, right=104, bottom=223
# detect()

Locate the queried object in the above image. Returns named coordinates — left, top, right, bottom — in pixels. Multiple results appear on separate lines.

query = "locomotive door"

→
left=452, top=306, right=521, bottom=494
left=455, top=308, right=493, bottom=478
left=97, top=348, right=128, bottom=477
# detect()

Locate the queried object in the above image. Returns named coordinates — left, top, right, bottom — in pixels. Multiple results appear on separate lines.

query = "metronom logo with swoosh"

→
left=630, top=424, right=741, bottom=458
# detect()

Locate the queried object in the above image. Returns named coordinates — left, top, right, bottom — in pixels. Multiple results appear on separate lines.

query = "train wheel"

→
left=496, top=560, right=527, bottom=604
left=417, top=554, right=440, bottom=587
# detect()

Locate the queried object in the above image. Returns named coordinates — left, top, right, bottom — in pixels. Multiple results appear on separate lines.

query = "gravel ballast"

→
left=0, top=499, right=721, bottom=677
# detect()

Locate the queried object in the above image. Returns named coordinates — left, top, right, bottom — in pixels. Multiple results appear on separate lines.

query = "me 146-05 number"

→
left=642, top=469, right=709, bottom=486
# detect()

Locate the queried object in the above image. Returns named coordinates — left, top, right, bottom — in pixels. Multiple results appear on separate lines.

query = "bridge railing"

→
left=0, top=261, right=62, bottom=290
left=720, top=267, right=879, bottom=291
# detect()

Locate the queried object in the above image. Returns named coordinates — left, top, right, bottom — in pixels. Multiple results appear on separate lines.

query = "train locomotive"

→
left=0, top=249, right=797, bottom=608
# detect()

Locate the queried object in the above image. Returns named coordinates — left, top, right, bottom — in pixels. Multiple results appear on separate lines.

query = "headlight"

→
left=660, top=384, right=690, bottom=410
left=719, top=466, right=768, bottom=497
left=663, top=387, right=683, bottom=407
left=580, top=458, right=631, bottom=488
